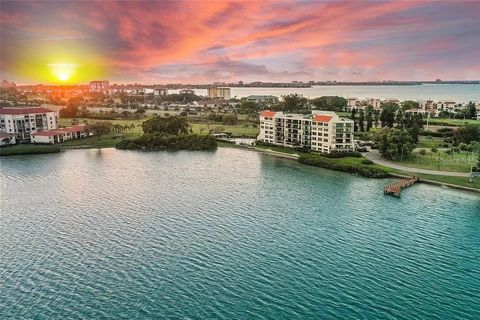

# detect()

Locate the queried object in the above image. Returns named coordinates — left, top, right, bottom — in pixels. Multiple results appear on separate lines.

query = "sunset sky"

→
left=1, top=0, right=479, bottom=84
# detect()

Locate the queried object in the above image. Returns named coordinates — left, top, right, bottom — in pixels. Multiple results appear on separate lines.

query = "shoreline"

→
left=221, top=144, right=480, bottom=194
left=2, top=142, right=479, bottom=194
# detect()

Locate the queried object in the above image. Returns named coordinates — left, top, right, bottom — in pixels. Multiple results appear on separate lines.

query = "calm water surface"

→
left=171, top=84, right=480, bottom=103
left=1, top=148, right=479, bottom=319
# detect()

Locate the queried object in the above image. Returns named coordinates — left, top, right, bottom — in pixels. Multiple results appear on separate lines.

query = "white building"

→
left=258, top=110, right=354, bottom=153
left=179, top=89, right=195, bottom=95
left=154, top=88, right=168, bottom=96
left=89, top=80, right=110, bottom=92
left=347, top=98, right=359, bottom=110
left=0, top=107, right=59, bottom=142
left=207, top=87, right=231, bottom=99
left=31, top=126, right=87, bottom=144
left=0, top=132, right=16, bottom=146
left=437, top=100, right=457, bottom=112
left=245, top=95, right=278, bottom=104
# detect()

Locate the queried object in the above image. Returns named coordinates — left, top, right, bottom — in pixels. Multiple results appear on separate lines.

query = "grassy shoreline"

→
left=230, top=143, right=480, bottom=192
left=2, top=137, right=478, bottom=192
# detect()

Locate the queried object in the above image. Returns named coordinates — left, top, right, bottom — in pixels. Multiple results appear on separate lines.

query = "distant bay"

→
left=170, top=84, right=480, bottom=103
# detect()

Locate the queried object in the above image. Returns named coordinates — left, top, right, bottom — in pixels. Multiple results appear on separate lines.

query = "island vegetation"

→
left=115, top=116, right=217, bottom=151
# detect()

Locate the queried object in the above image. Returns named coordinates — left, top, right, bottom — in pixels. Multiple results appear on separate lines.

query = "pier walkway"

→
left=384, top=176, right=421, bottom=197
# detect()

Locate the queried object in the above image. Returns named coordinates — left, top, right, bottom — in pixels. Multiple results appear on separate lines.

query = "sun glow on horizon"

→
left=47, top=63, right=80, bottom=83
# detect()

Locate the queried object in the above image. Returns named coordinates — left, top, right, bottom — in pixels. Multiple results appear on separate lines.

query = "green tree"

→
left=466, top=102, right=477, bottom=119
left=374, top=111, right=380, bottom=128
left=401, top=100, right=419, bottom=111
left=454, top=125, right=480, bottom=144
left=278, top=94, right=308, bottom=112
left=395, top=110, right=405, bottom=129
left=238, top=100, right=258, bottom=115
left=351, top=109, right=357, bottom=132
left=142, top=116, right=190, bottom=135
left=380, top=103, right=398, bottom=128
left=358, top=110, right=365, bottom=132
left=366, top=108, right=373, bottom=131
left=374, top=128, right=415, bottom=160
left=310, top=96, right=347, bottom=112
left=222, top=114, right=238, bottom=125
left=86, top=122, right=112, bottom=137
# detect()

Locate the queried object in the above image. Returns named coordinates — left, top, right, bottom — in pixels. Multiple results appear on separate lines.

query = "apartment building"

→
left=258, top=110, right=354, bottom=153
left=31, top=125, right=87, bottom=144
left=0, top=107, right=59, bottom=142
left=207, top=87, right=231, bottom=99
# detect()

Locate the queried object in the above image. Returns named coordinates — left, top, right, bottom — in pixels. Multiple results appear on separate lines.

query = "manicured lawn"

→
left=59, top=133, right=141, bottom=149
left=190, top=123, right=259, bottom=137
left=0, top=144, right=60, bottom=156
left=416, top=136, right=445, bottom=149
left=61, top=117, right=260, bottom=137
left=390, top=150, right=477, bottom=173
left=0, top=133, right=141, bottom=156
left=426, top=118, right=479, bottom=126
left=60, top=118, right=146, bottom=133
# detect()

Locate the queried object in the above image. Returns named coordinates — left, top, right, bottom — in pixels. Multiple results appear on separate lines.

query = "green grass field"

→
left=390, top=150, right=477, bottom=173
left=425, top=118, right=479, bottom=126
left=0, top=144, right=60, bottom=156
left=416, top=136, right=446, bottom=149
left=60, top=118, right=145, bottom=133
left=60, top=117, right=260, bottom=137
left=190, top=123, right=259, bottom=137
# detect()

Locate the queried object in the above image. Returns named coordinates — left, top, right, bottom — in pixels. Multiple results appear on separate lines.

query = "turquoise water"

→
left=1, top=148, right=479, bottom=319
left=174, top=84, right=480, bottom=103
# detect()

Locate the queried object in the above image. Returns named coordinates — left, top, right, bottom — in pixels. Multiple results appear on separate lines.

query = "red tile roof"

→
left=313, top=115, right=332, bottom=122
left=260, top=111, right=276, bottom=117
left=31, top=126, right=85, bottom=137
left=0, top=107, right=54, bottom=115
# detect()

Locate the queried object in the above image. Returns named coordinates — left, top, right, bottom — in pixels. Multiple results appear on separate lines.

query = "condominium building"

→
left=31, top=125, right=87, bottom=144
left=0, top=107, right=59, bottom=142
left=258, top=110, right=354, bottom=153
left=207, top=87, right=231, bottom=99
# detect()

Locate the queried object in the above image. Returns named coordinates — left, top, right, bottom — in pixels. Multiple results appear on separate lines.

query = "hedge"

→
left=116, top=134, right=217, bottom=151
left=299, top=154, right=389, bottom=178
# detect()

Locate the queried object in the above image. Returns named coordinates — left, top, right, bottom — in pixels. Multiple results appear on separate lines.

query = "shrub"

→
left=361, top=159, right=373, bottom=165
left=459, top=143, right=468, bottom=151
left=431, top=147, right=438, bottom=153
left=419, top=149, right=427, bottom=156
left=299, top=154, right=389, bottom=178
left=319, top=150, right=362, bottom=158
left=116, top=134, right=217, bottom=151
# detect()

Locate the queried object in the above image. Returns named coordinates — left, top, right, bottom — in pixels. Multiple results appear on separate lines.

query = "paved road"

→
left=363, top=149, right=470, bottom=177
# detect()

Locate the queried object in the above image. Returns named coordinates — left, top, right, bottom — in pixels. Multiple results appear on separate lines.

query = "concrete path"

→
left=363, top=149, right=470, bottom=177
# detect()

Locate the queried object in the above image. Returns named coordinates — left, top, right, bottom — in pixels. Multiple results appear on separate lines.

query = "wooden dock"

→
left=384, top=176, right=420, bottom=197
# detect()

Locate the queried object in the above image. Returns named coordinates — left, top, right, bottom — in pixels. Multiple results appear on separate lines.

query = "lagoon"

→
left=1, top=148, right=479, bottom=319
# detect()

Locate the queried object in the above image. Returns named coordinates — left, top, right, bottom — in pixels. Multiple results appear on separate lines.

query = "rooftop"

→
left=0, top=107, right=55, bottom=115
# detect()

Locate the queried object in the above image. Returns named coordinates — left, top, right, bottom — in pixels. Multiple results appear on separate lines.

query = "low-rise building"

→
left=154, top=88, right=168, bottom=96
left=258, top=110, right=354, bottom=153
left=31, top=125, right=87, bottom=144
left=179, top=89, right=195, bottom=95
left=0, top=132, right=16, bottom=146
left=245, top=95, right=278, bottom=104
left=207, top=87, right=231, bottom=99
left=0, top=107, right=59, bottom=142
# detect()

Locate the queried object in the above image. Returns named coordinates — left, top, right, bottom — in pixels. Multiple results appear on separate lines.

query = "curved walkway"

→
left=363, top=149, right=470, bottom=177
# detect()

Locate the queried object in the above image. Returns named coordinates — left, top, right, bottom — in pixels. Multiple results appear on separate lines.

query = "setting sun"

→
left=48, top=63, right=78, bottom=83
